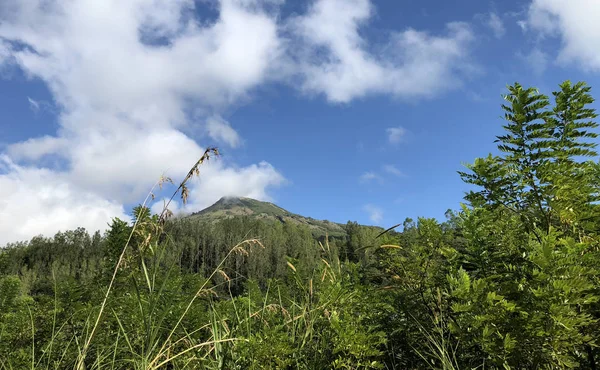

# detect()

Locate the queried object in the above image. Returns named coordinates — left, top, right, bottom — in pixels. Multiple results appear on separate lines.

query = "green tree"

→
left=453, top=81, right=600, bottom=368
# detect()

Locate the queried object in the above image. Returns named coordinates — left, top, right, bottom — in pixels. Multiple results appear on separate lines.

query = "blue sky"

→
left=1, top=0, right=600, bottom=244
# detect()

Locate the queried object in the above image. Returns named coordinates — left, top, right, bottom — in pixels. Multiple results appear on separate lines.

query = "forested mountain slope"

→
left=189, top=196, right=351, bottom=238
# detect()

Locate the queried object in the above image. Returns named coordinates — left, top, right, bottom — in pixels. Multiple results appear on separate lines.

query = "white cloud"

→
left=363, top=204, right=383, bottom=224
left=185, top=161, right=287, bottom=210
left=7, top=136, right=68, bottom=162
left=150, top=198, right=181, bottom=217
left=68, top=128, right=206, bottom=203
left=487, top=12, right=506, bottom=39
left=288, top=0, right=475, bottom=102
left=527, top=0, right=600, bottom=70
left=0, top=0, right=286, bottom=244
left=0, top=155, right=127, bottom=245
left=383, top=164, right=404, bottom=177
left=0, top=0, right=282, bottom=113
left=0, top=0, right=478, bottom=244
left=206, top=116, right=242, bottom=147
left=360, top=171, right=383, bottom=184
left=386, top=126, right=407, bottom=144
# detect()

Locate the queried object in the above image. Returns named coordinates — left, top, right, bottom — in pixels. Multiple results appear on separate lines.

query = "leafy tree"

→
left=453, top=81, right=600, bottom=368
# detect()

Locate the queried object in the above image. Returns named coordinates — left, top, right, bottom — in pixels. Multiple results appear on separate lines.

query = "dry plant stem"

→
left=158, top=148, right=219, bottom=224
left=75, top=180, right=162, bottom=370
left=78, top=148, right=217, bottom=367
left=77, top=149, right=218, bottom=369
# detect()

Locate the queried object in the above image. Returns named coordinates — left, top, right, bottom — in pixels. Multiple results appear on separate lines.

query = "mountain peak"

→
left=214, top=196, right=246, bottom=206
left=190, top=197, right=347, bottom=238
left=194, top=196, right=287, bottom=217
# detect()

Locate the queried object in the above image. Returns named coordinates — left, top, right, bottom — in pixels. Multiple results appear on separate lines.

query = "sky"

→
left=1, top=0, right=600, bottom=245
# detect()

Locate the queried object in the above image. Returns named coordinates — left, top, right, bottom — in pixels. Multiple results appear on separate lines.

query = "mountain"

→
left=189, top=196, right=348, bottom=238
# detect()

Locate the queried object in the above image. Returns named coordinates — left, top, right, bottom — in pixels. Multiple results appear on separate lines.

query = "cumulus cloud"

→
left=7, top=136, right=68, bottom=162
left=363, top=204, right=383, bottom=224
left=527, top=0, right=600, bottom=70
left=0, top=0, right=477, bottom=244
left=288, top=0, right=475, bottom=102
left=68, top=128, right=207, bottom=203
left=206, top=116, right=242, bottom=147
left=386, top=126, right=407, bottom=144
left=0, top=155, right=127, bottom=245
left=184, top=161, right=286, bottom=210
left=0, top=0, right=285, bottom=244
left=487, top=12, right=506, bottom=39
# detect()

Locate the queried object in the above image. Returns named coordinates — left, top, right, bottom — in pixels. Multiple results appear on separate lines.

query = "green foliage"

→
left=1, top=79, right=600, bottom=369
left=452, top=80, right=600, bottom=368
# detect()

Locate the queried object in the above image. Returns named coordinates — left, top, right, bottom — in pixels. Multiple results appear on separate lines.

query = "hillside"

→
left=189, top=196, right=349, bottom=238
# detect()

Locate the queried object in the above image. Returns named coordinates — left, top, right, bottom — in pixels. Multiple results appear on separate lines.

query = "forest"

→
left=1, top=80, right=600, bottom=369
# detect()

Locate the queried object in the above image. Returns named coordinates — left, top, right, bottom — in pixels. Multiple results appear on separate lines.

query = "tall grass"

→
left=0, top=149, right=251, bottom=369
left=70, top=148, right=257, bottom=369
left=0, top=148, right=462, bottom=369
left=0, top=148, right=341, bottom=369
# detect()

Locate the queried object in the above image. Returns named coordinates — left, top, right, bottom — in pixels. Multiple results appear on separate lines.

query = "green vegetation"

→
left=1, top=80, right=600, bottom=369
left=190, top=196, right=350, bottom=239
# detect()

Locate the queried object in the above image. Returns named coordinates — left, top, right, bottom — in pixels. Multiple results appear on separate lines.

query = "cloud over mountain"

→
left=0, top=0, right=478, bottom=245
